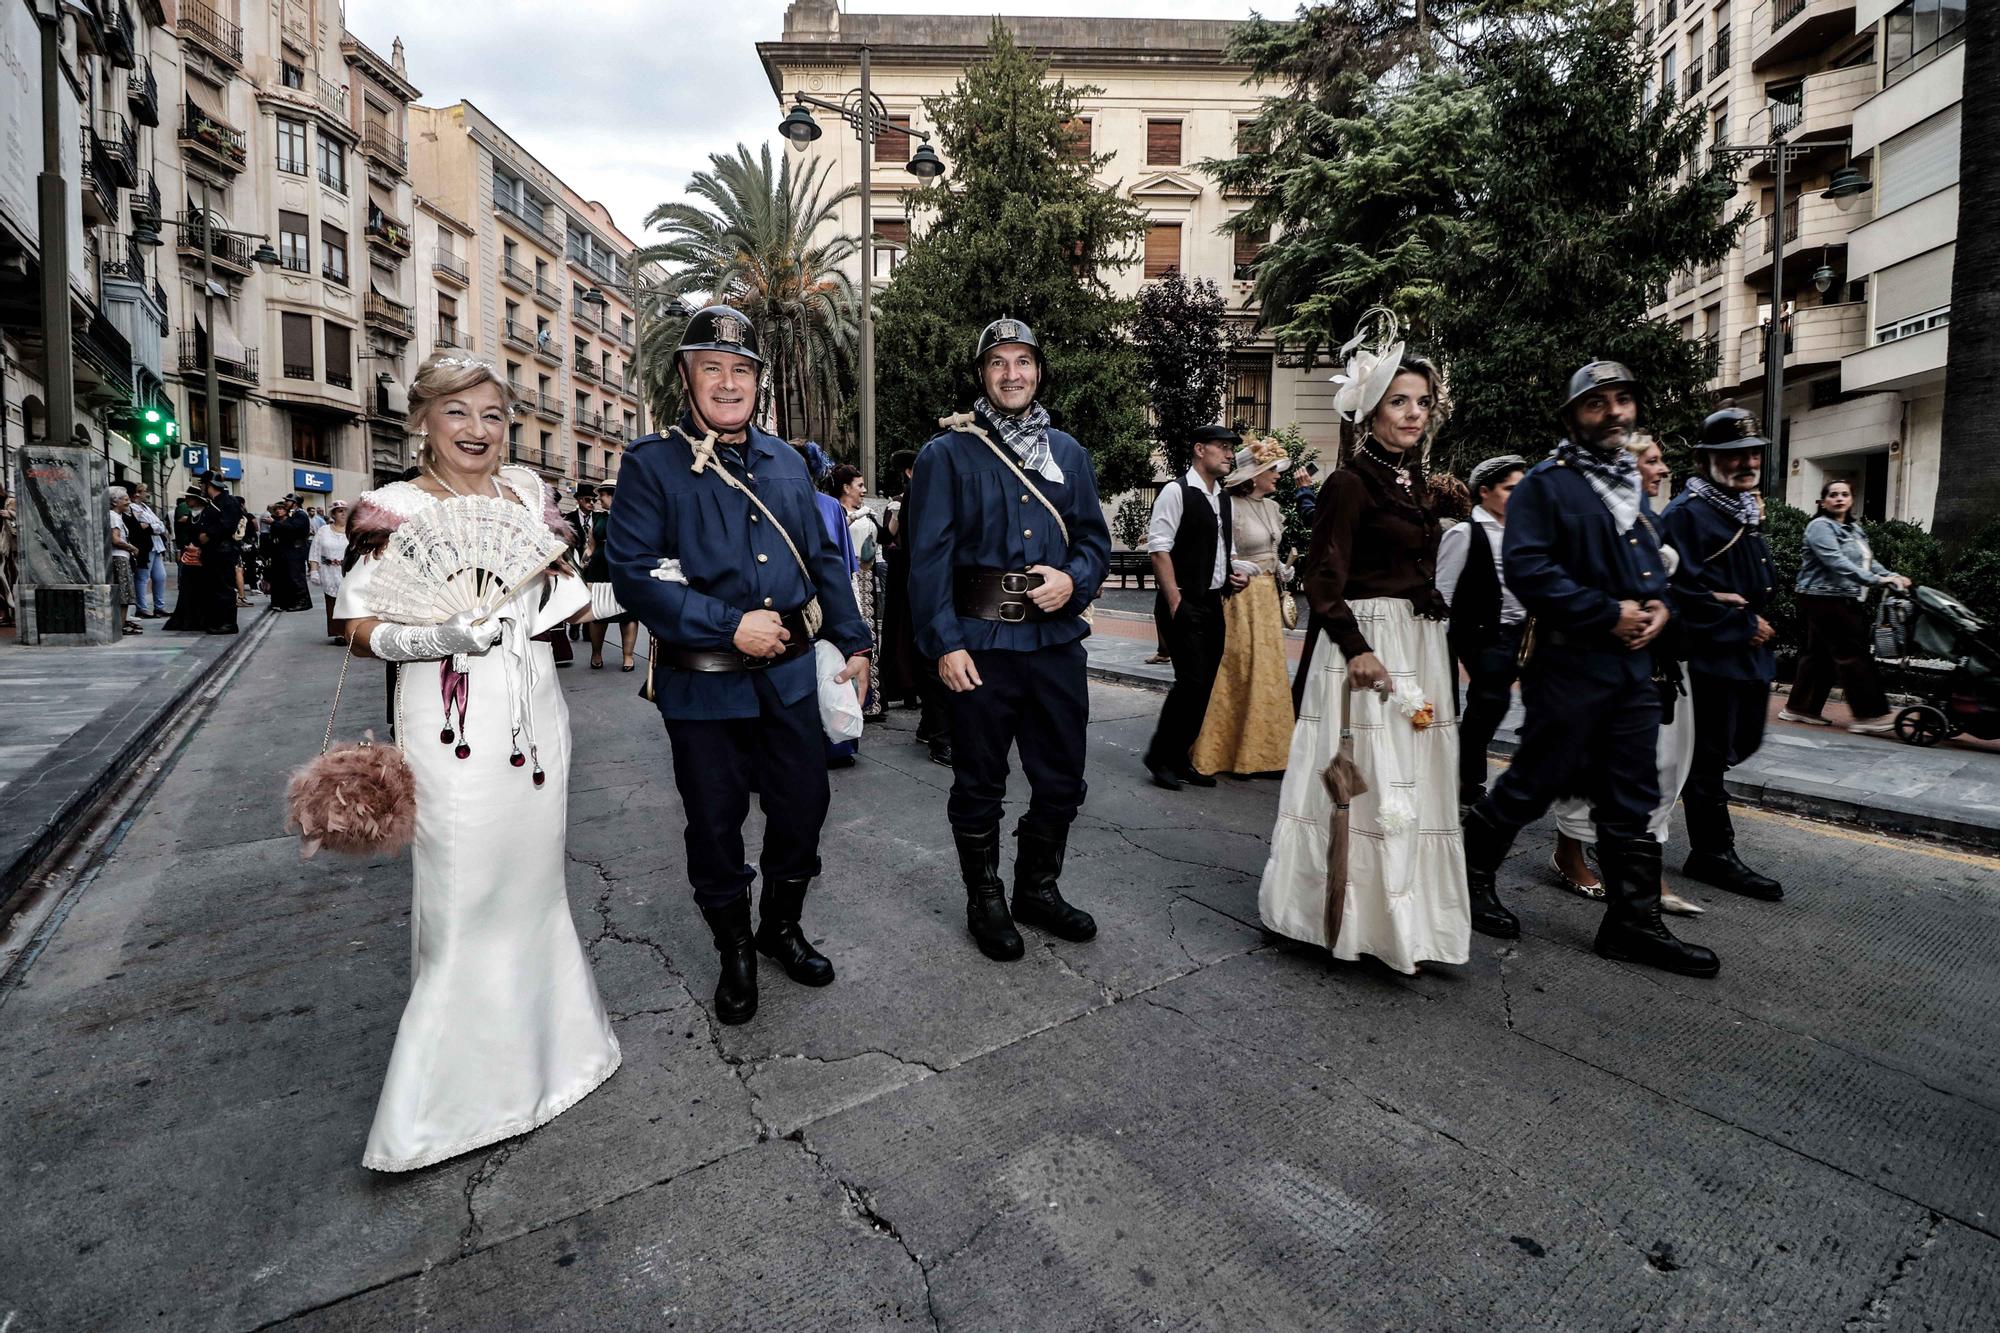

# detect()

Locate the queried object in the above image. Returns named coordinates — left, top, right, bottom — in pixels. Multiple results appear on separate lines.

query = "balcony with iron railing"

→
left=1684, top=66, right=1705, bottom=99
left=573, top=356, right=600, bottom=383
left=1743, top=189, right=1870, bottom=282
left=1751, top=0, right=1856, bottom=71
left=535, top=393, right=564, bottom=421
left=533, top=333, right=561, bottom=364
left=102, top=2, right=136, bottom=67
left=100, top=233, right=148, bottom=286
left=364, top=291, right=415, bottom=337
left=179, top=106, right=248, bottom=173
left=128, top=60, right=160, bottom=127
left=533, top=276, right=560, bottom=309
left=433, top=252, right=469, bottom=285
left=575, top=410, right=604, bottom=436
left=92, top=109, right=139, bottom=189
left=1745, top=63, right=1872, bottom=155
left=363, top=122, right=407, bottom=174
left=366, top=208, right=412, bottom=256
left=571, top=299, right=600, bottom=329
left=315, top=73, right=349, bottom=122
left=178, top=0, right=244, bottom=67
left=503, top=320, right=535, bottom=351
left=496, top=194, right=557, bottom=246
left=176, top=211, right=254, bottom=275
left=508, top=445, right=566, bottom=474
left=435, top=322, right=471, bottom=350
left=501, top=257, right=533, bottom=291
left=1736, top=301, right=1866, bottom=381
left=130, top=171, right=161, bottom=226
left=79, top=156, right=114, bottom=229
left=327, top=363, right=354, bottom=390
left=1708, top=32, right=1730, bottom=79
left=177, top=333, right=259, bottom=384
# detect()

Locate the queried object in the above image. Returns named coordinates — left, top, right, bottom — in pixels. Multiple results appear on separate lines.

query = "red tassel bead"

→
left=510, top=751, right=525, bottom=768
left=439, top=727, right=454, bottom=745
left=532, top=768, right=546, bottom=788
left=454, top=743, right=471, bottom=760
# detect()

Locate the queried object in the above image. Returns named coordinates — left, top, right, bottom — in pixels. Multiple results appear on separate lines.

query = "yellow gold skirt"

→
left=1190, top=573, right=1295, bottom=776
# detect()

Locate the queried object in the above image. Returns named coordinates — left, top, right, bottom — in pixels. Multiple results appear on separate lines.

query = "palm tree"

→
left=634, top=143, right=860, bottom=447
left=1935, top=3, right=1993, bottom=546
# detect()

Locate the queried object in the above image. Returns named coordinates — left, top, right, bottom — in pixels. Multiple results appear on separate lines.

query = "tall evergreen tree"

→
left=1132, top=271, right=1237, bottom=477
left=1934, top=1, right=1995, bottom=547
left=871, top=22, right=1154, bottom=495
left=1206, top=0, right=1744, bottom=473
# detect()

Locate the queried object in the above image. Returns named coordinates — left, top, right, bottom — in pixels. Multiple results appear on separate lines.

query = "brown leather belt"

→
left=655, top=608, right=815, bottom=672
left=954, top=568, right=1054, bottom=623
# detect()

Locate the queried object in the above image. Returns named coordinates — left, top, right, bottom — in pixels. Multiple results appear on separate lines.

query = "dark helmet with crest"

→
left=1695, top=406, right=1769, bottom=452
left=677, top=305, right=762, bottom=369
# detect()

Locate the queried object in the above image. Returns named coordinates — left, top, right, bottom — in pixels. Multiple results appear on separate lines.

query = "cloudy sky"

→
left=342, top=0, right=1271, bottom=245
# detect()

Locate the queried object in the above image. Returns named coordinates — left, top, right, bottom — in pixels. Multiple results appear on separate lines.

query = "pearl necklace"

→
left=1359, top=436, right=1415, bottom=493
left=424, top=468, right=503, bottom=501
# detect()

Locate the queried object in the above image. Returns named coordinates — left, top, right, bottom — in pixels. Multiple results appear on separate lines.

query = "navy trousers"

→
left=1478, top=650, right=1661, bottom=844
left=664, top=673, right=829, bottom=909
left=946, top=641, right=1089, bottom=836
left=1683, top=670, right=1769, bottom=846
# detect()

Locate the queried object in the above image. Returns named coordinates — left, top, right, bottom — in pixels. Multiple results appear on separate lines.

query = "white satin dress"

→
left=335, top=467, right=620, bottom=1172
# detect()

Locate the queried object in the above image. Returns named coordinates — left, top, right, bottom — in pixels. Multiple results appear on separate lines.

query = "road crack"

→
left=788, top=1128, right=943, bottom=1330
left=1841, top=1209, right=1944, bottom=1330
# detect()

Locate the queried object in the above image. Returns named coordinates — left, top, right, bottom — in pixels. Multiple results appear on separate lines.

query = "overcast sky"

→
left=342, top=0, right=1272, bottom=245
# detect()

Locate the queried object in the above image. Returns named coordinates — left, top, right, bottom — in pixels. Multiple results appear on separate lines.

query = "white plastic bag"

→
left=814, top=640, right=864, bottom=742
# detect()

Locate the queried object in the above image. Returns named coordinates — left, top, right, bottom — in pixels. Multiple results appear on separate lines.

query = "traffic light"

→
left=133, top=402, right=178, bottom=454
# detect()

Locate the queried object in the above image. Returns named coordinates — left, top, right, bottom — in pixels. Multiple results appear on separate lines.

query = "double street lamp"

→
left=779, top=48, right=946, bottom=489
left=1710, top=135, right=1869, bottom=496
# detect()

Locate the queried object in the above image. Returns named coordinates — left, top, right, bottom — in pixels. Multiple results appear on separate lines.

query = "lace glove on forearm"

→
left=588, top=582, right=623, bottom=621
left=369, top=613, right=502, bottom=662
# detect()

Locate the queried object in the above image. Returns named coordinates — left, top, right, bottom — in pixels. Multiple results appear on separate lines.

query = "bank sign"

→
left=293, top=468, right=333, bottom=494
left=179, top=447, right=243, bottom=480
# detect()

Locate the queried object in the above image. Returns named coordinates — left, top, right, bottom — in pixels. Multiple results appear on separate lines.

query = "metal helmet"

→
left=1558, top=359, right=1642, bottom=417
left=676, top=305, right=763, bottom=369
left=972, top=316, right=1044, bottom=372
left=1695, top=406, right=1769, bottom=452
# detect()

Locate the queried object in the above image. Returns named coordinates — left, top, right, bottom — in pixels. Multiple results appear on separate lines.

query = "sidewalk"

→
left=1083, top=609, right=2000, bottom=848
left=0, top=607, right=271, bottom=909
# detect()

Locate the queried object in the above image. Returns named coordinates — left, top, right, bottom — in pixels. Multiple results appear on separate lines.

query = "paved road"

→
left=3, top=611, right=1998, bottom=1331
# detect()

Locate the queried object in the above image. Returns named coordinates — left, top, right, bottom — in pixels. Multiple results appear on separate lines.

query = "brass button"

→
left=750, top=513, right=760, bottom=523
left=1021, top=494, right=1030, bottom=502
left=1023, top=528, right=1033, bottom=537
left=763, top=597, right=773, bottom=608
left=757, top=553, right=768, bottom=564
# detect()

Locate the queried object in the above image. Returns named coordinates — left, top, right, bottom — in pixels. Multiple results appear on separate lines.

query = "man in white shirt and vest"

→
left=1143, top=424, right=1248, bottom=790
left=1436, top=453, right=1529, bottom=810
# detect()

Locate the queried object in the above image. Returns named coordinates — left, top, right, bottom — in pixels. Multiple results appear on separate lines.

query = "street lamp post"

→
left=779, top=54, right=946, bottom=488
left=1712, top=135, right=1868, bottom=496
left=135, top=201, right=278, bottom=474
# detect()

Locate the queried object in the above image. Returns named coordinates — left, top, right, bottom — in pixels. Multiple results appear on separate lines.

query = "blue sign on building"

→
left=180, top=447, right=243, bottom=480
left=293, top=468, right=333, bottom=494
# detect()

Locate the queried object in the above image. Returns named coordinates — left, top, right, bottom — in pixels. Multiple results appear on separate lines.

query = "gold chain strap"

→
left=321, top=644, right=352, bottom=755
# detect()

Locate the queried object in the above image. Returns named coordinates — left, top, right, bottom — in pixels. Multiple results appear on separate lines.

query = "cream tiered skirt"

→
left=1258, top=597, right=1470, bottom=974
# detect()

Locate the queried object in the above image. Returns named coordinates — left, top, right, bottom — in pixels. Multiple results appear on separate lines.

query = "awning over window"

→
left=213, top=311, right=247, bottom=362
left=379, top=374, right=409, bottom=417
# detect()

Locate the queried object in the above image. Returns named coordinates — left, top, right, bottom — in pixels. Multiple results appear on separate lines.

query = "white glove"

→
left=369, top=612, right=502, bottom=662
left=588, top=582, right=623, bottom=621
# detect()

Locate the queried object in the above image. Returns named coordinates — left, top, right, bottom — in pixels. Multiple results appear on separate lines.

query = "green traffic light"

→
left=142, top=407, right=163, bottom=424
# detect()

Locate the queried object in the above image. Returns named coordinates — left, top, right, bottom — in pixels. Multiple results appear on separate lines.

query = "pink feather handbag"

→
left=285, top=641, right=417, bottom=858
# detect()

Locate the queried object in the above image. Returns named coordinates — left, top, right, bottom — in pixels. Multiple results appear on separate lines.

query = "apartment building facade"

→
left=1, top=0, right=175, bottom=488
left=1647, top=0, right=1965, bottom=524
left=756, top=0, right=1337, bottom=465
left=407, top=100, right=641, bottom=492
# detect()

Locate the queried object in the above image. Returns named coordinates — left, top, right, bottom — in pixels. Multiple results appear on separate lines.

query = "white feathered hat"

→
left=1329, top=306, right=1407, bottom=425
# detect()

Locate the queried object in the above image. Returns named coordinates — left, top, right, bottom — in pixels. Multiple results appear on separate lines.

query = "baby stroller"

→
left=1874, top=587, right=2000, bottom=746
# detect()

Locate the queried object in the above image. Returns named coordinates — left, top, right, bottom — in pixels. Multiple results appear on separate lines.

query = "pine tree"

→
left=1132, top=271, right=1237, bottom=478
left=871, top=22, right=1155, bottom=495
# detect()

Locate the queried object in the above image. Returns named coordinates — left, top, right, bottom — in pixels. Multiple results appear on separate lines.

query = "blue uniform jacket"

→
left=607, top=417, right=870, bottom=721
left=1659, top=489, right=1776, bottom=682
left=1502, top=453, right=1675, bottom=685
left=906, top=412, right=1111, bottom=660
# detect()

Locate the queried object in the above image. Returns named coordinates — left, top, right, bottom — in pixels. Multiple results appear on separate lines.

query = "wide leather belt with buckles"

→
left=655, top=608, right=816, bottom=672
left=954, top=567, right=1053, bottom=624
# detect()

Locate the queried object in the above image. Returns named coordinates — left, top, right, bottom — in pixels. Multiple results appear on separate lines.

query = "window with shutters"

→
left=1227, top=355, right=1272, bottom=433
left=879, top=115, right=912, bottom=166
left=874, top=218, right=909, bottom=279
left=324, top=322, right=352, bottom=389
left=1146, top=119, right=1182, bottom=166
left=1063, top=117, right=1093, bottom=162
left=276, top=117, right=308, bottom=175
left=1235, top=118, right=1267, bottom=155
left=317, top=136, right=346, bottom=194
left=281, top=312, right=314, bottom=380
left=1143, top=222, right=1181, bottom=280
left=1232, top=225, right=1269, bottom=281
left=278, top=210, right=311, bottom=273
left=1873, top=244, right=1954, bottom=343
left=321, top=223, right=347, bottom=285
left=292, top=417, right=331, bottom=465
left=1877, top=105, right=1960, bottom=215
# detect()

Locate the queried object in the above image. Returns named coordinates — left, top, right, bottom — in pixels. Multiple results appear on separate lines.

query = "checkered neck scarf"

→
left=1555, top=438, right=1642, bottom=534
left=977, top=396, right=1063, bottom=484
left=1686, top=475, right=1762, bottom=530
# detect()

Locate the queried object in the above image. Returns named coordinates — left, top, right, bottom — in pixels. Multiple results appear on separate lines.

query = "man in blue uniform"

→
left=1661, top=408, right=1782, bottom=902
left=1461, top=360, right=1720, bottom=978
left=608, top=306, right=872, bottom=1026
left=907, top=317, right=1112, bottom=962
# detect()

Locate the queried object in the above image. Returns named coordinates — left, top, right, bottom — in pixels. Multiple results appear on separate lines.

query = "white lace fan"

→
left=365, top=494, right=568, bottom=625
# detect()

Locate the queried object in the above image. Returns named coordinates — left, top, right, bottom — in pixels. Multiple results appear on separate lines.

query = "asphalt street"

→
left=3, top=608, right=1998, bottom=1331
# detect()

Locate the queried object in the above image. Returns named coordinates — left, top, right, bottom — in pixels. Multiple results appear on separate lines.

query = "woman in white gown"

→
left=336, top=352, right=620, bottom=1172
left=1259, top=313, right=1470, bottom=974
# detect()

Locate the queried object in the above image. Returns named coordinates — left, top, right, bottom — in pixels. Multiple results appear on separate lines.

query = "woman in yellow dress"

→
left=1191, top=437, right=1296, bottom=776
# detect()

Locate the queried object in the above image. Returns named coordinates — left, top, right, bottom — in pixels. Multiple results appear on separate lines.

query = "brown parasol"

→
left=1320, top=682, right=1369, bottom=946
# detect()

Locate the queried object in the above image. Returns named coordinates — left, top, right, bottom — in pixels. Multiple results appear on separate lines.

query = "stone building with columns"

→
left=755, top=0, right=1340, bottom=464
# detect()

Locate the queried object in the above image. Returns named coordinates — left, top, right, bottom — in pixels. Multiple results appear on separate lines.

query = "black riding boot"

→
left=1680, top=801, right=1782, bottom=901
left=1595, top=837, right=1721, bottom=978
left=1462, top=807, right=1521, bottom=939
left=699, top=896, right=759, bottom=1024
left=1010, top=825, right=1097, bottom=942
left=955, top=825, right=1024, bottom=961
left=754, top=877, right=835, bottom=987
